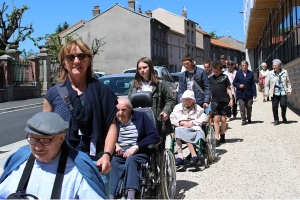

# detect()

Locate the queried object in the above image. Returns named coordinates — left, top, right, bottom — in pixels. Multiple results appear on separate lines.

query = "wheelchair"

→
left=116, top=92, right=176, bottom=199
left=170, top=108, right=216, bottom=168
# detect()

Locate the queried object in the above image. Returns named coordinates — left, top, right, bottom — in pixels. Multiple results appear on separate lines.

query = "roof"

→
left=196, top=28, right=210, bottom=36
left=170, top=28, right=185, bottom=36
left=58, top=20, right=85, bottom=35
left=210, top=39, right=240, bottom=51
left=219, top=36, right=244, bottom=44
left=152, top=7, right=198, bottom=25
left=245, top=0, right=281, bottom=48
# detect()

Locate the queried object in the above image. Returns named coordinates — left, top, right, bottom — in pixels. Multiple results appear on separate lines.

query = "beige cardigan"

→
left=170, top=103, right=208, bottom=131
left=264, top=69, right=292, bottom=97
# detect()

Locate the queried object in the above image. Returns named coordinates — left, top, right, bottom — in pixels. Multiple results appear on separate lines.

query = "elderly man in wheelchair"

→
left=109, top=97, right=160, bottom=199
left=170, top=90, right=211, bottom=166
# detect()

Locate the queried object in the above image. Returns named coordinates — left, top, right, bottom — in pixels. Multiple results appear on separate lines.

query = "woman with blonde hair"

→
left=43, top=39, right=118, bottom=197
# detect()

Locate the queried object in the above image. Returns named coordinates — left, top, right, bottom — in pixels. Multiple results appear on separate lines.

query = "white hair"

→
left=272, top=59, right=283, bottom=67
left=261, top=62, right=267, bottom=67
left=117, top=97, right=132, bottom=108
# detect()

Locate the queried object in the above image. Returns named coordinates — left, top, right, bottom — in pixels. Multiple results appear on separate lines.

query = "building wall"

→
left=196, top=31, right=204, bottom=49
left=219, top=36, right=245, bottom=52
left=168, top=31, right=185, bottom=72
left=152, top=8, right=185, bottom=34
left=71, top=5, right=152, bottom=73
left=210, top=45, right=245, bottom=66
left=283, top=58, right=300, bottom=114
left=195, top=47, right=204, bottom=65
left=203, top=35, right=211, bottom=60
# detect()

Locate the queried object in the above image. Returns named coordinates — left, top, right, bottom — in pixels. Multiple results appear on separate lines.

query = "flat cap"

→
left=25, top=112, right=69, bottom=136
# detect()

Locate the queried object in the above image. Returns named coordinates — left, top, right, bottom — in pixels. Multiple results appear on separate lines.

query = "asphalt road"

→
left=0, top=106, right=42, bottom=147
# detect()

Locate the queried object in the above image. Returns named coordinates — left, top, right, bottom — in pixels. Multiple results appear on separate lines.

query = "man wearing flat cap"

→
left=0, top=112, right=106, bottom=199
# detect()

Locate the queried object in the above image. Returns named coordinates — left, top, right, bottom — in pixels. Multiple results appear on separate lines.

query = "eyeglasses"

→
left=26, top=135, right=56, bottom=146
left=65, top=53, right=88, bottom=62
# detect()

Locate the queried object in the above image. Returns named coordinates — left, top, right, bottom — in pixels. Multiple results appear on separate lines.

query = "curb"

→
left=0, top=103, right=43, bottom=114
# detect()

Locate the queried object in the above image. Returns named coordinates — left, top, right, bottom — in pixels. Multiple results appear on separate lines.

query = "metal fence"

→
left=12, top=60, right=37, bottom=86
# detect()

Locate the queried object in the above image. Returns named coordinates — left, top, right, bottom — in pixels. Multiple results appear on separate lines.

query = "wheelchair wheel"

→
left=206, top=124, right=216, bottom=162
left=161, top=149, right=176, bottom=199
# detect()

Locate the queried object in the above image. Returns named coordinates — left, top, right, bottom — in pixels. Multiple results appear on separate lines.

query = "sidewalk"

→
left=175, top=88, right=300, bottom=198
left=0, top=97, right=44, bottom=114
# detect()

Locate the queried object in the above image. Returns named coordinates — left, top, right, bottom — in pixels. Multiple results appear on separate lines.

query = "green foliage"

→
left=0, top=2, right=34, bottom=52
left=21, top=49, right=36, bottom=59
left=55, top=21, right=70, bottom=34
left=208, top=31, right=222, bottom=39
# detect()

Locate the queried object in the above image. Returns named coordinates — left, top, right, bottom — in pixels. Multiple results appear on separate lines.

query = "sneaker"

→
left=189, top=156, right=199, bottom=165
left=274, top=120, right=279, bottom=125
left=247, top=119, right=252, bottom=124
left=175, top=157, right=184, bottom=166
left=220, top=134, right=225, bottom=143
left=263, top=99, right=266, bottom=102
left=216, top=139, right=220, bottom=147
left=241, top=121, right=246, bottom=126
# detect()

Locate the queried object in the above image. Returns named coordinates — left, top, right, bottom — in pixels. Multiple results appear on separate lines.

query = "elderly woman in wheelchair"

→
left=170, top=90, right=208, bottom=166
left=109, top=97, right=160, bottom=199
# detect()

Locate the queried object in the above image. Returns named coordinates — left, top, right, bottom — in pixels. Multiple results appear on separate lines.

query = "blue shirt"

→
left=0, top=152, right=103, bottom=199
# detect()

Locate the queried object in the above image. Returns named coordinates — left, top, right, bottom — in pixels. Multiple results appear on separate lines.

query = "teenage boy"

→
left=177, top=54, right=211, bottom=108
left=209, top=61, right=233, bottom=146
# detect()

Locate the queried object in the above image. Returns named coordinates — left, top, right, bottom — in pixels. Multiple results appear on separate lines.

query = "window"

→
left=158, top=44, right=161, bottom=56
left=191, top=31, right=194, bottom=44
left=227, top=55, right=230, bottom=61
left=164, top=47, right=166, bottom=58
left=170, top=47, right=173, bottom=57
left=154, top=43, right=156, bottom=55
left=161, top=46, right=163, bottom=57
left=234, top=57, right=237, bottom=63
left=178, top=38, right=180, bottom=46
left=179, top=49, right=181, bottom=59
left=170, top=34, right=172, bottom=41
left=187, top=30, right=190, bottom=43
left=192, top=48, right=194, bottom=58
left=213, top=53, right=216, bottom=61
left=182, top=49, right=185, bottom=56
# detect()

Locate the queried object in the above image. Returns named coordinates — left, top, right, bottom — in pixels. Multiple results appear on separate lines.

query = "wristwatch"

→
left=133, top=145, right=139, bottom=151
left=103, top=152, right=112, bottom=161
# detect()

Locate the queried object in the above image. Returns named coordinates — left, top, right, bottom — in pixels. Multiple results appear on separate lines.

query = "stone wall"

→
left=284, top=58, right=300, bottom=114
left=0, top=84, right=41, bottom=103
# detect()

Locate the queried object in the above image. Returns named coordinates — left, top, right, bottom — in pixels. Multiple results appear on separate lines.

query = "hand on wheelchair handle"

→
left=159, top=112, right=168, bottom=122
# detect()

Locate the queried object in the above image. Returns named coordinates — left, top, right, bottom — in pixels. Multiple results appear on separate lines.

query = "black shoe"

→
left=263, top=99, right=266, bottom=102
left=241, top=121, right=246, bottom=126
left=282, top=117, right=287, bottom=123
left=267, top=97, right=270, bottom=101
left=220, top=134, right=225, bottom=143
left=233, top=115, right=237, bottom=120
left=247, top=119, right=251, bottom=124
left=216, top=139, right=220, bottom=147
left=274, top=120, right=279, bottom=125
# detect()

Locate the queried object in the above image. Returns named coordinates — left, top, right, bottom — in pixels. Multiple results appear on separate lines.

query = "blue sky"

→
left=7, top=0, right=244, bottom=53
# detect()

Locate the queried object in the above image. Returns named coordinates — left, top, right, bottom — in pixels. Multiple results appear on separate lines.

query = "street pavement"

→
left=0, top=90, right=299, bottom=198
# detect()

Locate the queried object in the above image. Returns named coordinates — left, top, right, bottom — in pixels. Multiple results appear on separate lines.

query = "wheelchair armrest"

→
left=172, top=124, right=176, bottom=131
left=147, top=137, right=163, bottom=150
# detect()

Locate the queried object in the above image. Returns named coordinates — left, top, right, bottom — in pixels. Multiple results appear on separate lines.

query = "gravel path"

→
left=173, top=89, right=300, bottom=199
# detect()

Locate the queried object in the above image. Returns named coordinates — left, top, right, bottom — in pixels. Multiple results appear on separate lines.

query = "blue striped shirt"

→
left=118, top=121, right=138, bottom=146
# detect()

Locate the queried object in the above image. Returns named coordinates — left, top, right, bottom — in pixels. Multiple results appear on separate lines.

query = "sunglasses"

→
left=65, top=53, right=88, bottom=61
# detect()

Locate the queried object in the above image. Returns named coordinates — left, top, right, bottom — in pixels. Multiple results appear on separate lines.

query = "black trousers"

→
left=238, top=98, right=253, bottom=121
left=227, top=95, right=237, bottom=117
left=271, top=95, right=287, bottom=121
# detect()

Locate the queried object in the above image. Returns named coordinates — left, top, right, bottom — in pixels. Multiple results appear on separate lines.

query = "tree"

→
left=208, top=31, right=222, bottom=39
left=55, top=21, right=69, bottom=34
left=91, top=37, right=106, bottom=57
left=0, top=2, right=34, bottom=54
left=21, top=48, right=36, bottom=59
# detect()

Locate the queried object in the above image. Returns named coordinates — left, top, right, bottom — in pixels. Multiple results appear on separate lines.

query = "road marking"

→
left=0, top=105, right=43, bottom=114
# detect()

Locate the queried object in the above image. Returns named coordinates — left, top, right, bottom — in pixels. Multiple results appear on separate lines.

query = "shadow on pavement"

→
left=216, top=148, right=227, bottom=156
left=175, top=180, right=199, bottom=199
left=282, top=120, right=298, bottom=124
left=225, top=138, right=244, bottom=143
left=249, top=120, right=264, bottom=124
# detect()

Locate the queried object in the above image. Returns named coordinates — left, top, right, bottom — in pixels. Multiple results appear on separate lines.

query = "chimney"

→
left=93, top=5, right=100, bottom=17
left=128, top=0, right=135, bottom=11
left=145, top=10, right=152, bottom=17
left=138, top=6, right=142, bottom=14
left=182, top=7, right=187, bottom=18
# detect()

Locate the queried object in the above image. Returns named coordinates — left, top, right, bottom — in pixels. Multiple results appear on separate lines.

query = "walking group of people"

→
left=0, top=39, right=293, bottom=199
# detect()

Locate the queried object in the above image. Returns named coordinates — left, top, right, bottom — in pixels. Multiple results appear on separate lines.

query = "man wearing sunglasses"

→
left=0, top=112, right=106, bottom=199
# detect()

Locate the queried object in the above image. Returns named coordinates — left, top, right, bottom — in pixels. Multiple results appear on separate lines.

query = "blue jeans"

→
left=93, top=161, right=110, bottom=198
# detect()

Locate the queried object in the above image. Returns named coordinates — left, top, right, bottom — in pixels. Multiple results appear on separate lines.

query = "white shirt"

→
left=0, top=154, right=103, bottom=199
